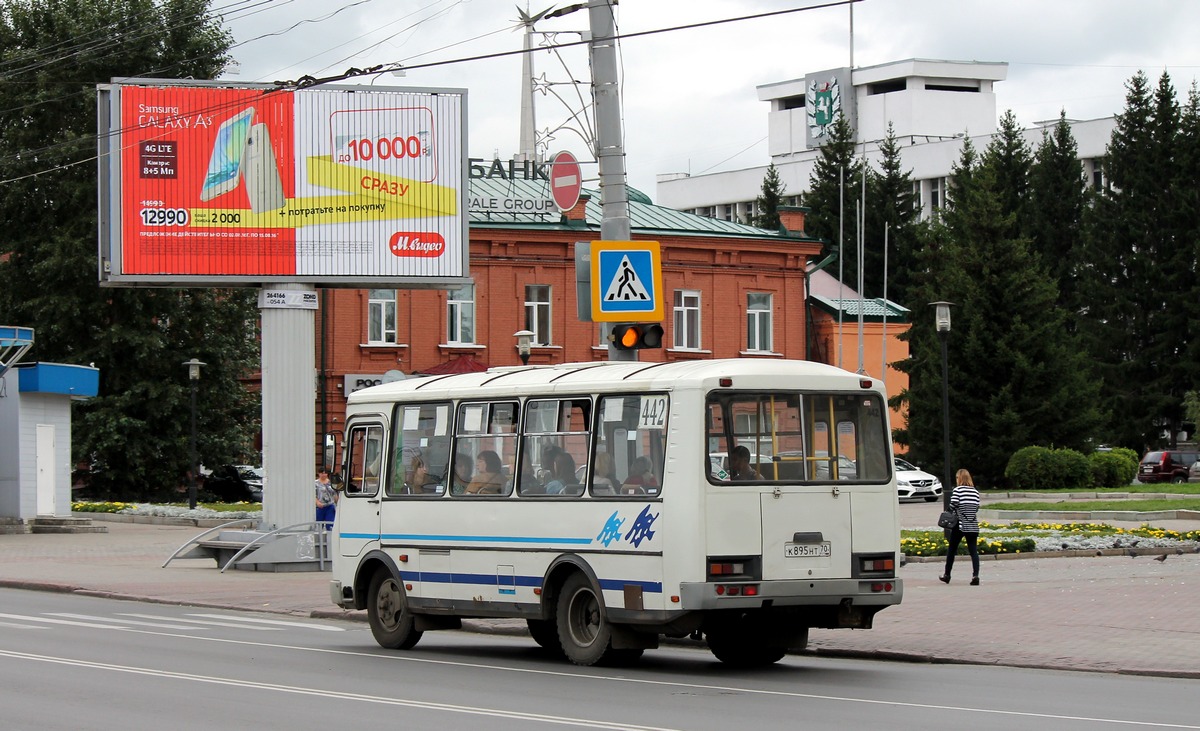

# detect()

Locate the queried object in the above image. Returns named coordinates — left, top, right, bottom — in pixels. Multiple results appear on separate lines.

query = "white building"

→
left=656, top=59, right=1116, bottom=223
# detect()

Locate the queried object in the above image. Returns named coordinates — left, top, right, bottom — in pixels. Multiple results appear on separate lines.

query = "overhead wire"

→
left=0, top=1, right=855, bottom=185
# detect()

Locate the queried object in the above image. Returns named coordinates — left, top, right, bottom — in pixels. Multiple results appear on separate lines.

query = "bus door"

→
left=759, top=392, right=889, bottom=581
left=338, top=418, right=387, bottom=559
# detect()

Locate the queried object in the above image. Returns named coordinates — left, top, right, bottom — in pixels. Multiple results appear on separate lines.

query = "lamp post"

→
left=183, top=358, right=205, bottom=510
left=513, top=330, right=534, bottom=366
left=930, top=302, right=953, bottom=510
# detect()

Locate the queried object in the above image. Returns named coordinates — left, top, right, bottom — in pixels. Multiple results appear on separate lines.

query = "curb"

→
left=73, top=512, right=256, bottom=529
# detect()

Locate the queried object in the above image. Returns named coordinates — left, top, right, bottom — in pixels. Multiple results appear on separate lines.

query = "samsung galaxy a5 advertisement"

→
left=101, top=81, right=466, bottom=284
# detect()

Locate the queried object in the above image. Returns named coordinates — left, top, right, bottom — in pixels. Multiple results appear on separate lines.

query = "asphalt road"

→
left=2, top=589, right=1198, bottom=731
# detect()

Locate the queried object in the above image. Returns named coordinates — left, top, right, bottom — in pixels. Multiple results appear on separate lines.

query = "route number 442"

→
left=639, top=395, right=667, bottom=429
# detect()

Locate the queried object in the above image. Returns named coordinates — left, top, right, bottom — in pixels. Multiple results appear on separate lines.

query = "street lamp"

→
left=513, top=329, right=534, bottom=366
left=182, top=358, right=205, bottom=510
left=929, top=302, right=953, bottom=510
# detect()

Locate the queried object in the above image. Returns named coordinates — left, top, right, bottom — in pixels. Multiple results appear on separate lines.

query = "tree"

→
left=0, top=0, right=259, bottom=500
left=895, top=137, right=1102, bottom=486
left=864, top=123, right=920, bottom=306
left=801, top=115, right=863, bottom=292
left=1081, top=71, right=1193, bottom=450
left=980, top=110, right=1033, bottom=240
left=752, top=163, right=785, bottom=229
left=1027, top=112, right=1088, bottom=321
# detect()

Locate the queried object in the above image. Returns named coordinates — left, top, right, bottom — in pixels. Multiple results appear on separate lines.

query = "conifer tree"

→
left=865, top=123, right=919, bottom=306
left=981, top=110, right=1033, bottom=240
left=0, top=0, right=259, bottom=500
left=752, top=163, right=785, bottom=229
left=1028, top=112, right=1087, bottom=321
left=896, top=137, right=1101, bottom=485
left=1083, top=71, right=1191, bottom=449
left=801, top=116, right=863, bottom=292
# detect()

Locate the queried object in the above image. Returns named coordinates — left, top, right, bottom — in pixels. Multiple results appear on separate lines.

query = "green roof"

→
left=810, top=295, right=910, bottom=322
left=467, top=176, right=805, bottom=240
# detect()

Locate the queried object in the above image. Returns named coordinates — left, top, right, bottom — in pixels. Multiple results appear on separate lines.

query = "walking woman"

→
left=940, top=468, right=982, bottom=585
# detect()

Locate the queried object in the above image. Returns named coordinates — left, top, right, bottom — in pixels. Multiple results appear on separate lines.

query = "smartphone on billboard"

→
left=199, top=107, right=255, bottom=201
left=242, top=123, right=286, bottom=213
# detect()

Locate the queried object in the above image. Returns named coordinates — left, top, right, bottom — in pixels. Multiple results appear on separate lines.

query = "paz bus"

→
left=329, top=358, right=902, bottom=666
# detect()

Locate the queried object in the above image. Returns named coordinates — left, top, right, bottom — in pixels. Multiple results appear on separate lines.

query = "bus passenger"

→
left=729, top=445, right=762, bottom=481
left=622, top=456, right=658, bottom=494
left=544, top=451, right=579, bottom=494
left=591, top=451, right=619, bottom=494
left=406, top=456, right=431, bottom=493
left=467, top=450, right=505, bottom=494
left=449, top=452, right=472, bottom=495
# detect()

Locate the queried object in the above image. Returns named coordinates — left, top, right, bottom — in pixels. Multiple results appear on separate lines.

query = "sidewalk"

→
left=1, top=514, right=1197, bottom=678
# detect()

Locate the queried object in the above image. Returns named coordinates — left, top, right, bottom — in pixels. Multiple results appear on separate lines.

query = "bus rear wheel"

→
left=367, top=569, right=423, bottom=650
left=556, top=573, right=638, bottom=665
left=705, top=617, right=790, bottom=667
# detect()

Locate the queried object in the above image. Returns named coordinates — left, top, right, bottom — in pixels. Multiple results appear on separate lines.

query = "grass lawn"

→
left=995, top=483, right=1200, bottom=495
left=988, top=498, right=1200, bottom=512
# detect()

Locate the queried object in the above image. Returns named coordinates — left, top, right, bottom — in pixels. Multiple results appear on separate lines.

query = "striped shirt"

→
left=950, top=484, right=981, bottom=533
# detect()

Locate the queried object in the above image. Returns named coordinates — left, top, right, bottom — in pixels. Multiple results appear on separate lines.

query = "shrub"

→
left=1089, top=451, right=1138, bottom=488
left=1005, top=446, right=1091, bottom=489
left=1006, top=446, right=1054, bottom=489
left=1110, top=447, right=1140, bottom=467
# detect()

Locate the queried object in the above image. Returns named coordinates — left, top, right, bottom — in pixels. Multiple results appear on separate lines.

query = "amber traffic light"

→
left=611, top=323, right=664, bottom=350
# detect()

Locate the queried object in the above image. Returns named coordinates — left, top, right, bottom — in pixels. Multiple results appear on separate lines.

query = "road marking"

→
left=0, top=613, right=127, bottom=630
left=186, top=613, right=345, bottom=631
left=49, top=613, right=200, bottom=631
left=0, top=620, right=46, bottom=630
left=119, top=613, right=285, bottom=631
left=0, top=649, right=682, bottom=730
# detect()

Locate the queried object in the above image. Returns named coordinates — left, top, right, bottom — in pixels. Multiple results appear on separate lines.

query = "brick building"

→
left=310, top=174, right=908, bottom=457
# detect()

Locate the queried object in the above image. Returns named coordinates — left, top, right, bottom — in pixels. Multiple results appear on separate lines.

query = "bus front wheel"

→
left=367, top=569, right=423, bottom=650
left=556, top=573, right=640, bottom=665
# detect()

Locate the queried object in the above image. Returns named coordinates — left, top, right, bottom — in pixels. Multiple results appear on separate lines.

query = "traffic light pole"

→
left=587, top=0, right=636, bottom=362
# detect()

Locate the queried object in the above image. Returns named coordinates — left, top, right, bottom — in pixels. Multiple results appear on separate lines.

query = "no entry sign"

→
left=549, top=150, right=583, bottom=212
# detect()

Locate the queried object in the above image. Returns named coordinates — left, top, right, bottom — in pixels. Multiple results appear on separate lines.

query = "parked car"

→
left=1189, top=460, right=1200, bottom=483
left=202, top=464, right=263, bottom=503
left=894, top=457, right=943, bottom=502
left=1138, top=450, right=1199, bottom=484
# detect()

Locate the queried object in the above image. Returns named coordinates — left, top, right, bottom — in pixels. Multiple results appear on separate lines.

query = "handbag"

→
left=937, top=505, right=959, bottom=530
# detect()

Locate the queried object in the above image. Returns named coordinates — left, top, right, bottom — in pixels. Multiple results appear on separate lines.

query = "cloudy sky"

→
left=220, top=0, right=1200, bottom=196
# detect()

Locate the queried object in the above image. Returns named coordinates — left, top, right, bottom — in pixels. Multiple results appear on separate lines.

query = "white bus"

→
left=330, top=359, right=902, bottom=667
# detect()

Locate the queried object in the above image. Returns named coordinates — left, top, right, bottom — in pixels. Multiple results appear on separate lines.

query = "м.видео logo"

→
left=388, top=232, right=445, bottom=257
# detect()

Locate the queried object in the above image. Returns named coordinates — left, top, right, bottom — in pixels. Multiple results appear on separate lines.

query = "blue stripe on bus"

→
left=397, top=571, right=662, bottom=594
left=341, top=532, right=593, bottom=545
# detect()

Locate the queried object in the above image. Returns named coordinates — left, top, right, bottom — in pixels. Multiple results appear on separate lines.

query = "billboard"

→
left=98, top=80, right=468, bottom=287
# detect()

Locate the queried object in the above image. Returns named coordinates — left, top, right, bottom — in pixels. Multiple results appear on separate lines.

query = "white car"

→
left=895, top=457, right=942, bottom=502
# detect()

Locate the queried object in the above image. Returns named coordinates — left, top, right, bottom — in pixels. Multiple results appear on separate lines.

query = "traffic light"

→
left=611, top=323, right=664, bottom=350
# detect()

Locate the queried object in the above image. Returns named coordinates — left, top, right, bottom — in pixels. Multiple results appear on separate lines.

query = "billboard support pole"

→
left=260, top=284, right=317, bottom=531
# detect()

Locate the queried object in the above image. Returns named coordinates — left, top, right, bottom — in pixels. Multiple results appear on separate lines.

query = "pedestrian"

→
left=940, top=468, right=982, bottom=585
left=315, top=467, right=337, bottom=529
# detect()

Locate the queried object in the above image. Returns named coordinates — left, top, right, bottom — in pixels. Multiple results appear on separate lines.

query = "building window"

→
left=673, top=290, right=701, bottom=349
left=525, top=285, right=551, bottom=345
left=929, top=178, right=944, bottom=211
left=446, top=284, right=475, bottom=344
left=746, top=292, right=773, bottom=352
left=367, top=289, right=397, bottom=344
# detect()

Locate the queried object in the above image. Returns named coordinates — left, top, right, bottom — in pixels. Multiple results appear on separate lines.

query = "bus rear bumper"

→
left=678, top=578, right=903, bottom=613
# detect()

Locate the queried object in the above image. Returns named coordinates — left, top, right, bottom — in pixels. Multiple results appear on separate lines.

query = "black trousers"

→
left=944, top=528, right=980, bottom=577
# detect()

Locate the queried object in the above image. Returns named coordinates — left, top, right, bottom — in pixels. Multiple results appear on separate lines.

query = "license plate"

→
left=784, top=542, right=831, bottom=558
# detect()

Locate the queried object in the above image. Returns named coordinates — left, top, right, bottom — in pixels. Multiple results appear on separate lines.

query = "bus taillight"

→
left=870, top=582, right=894, bottom=593
left=715, top=583, right=759, bottom=596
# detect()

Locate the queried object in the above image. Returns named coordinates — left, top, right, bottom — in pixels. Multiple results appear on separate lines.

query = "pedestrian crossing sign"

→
left=590, top=240, right=663, bottom=322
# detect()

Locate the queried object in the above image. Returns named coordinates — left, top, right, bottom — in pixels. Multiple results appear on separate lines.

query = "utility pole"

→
left=587, top=0, right=636, bottom=362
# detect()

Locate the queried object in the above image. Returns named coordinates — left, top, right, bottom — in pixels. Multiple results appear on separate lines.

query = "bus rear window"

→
left=706, top=392, right=889, bottom=484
